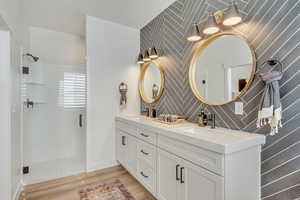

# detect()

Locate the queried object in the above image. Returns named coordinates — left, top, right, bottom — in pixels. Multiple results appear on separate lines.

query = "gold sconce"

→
left=187, top=1, right=242, bottom=42
left=203, top=13, right=220, bottom=35
left=137, top=53, right=144, bottom=64
left=223, top=1, right=242, bottom=26
left=187, top=23, right=202, bottom=42
left=143, top=49, right=151, bottom=62
left=137, top=47, right=160, bottom=65
left=150, top=47, right=159, bottom=59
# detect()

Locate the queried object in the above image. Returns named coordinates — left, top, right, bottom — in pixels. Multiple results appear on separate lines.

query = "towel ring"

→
left=256, top=59, right=283, bottom=75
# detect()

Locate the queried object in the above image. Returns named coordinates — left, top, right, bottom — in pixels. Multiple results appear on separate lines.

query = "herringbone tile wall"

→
left=140, top=0, right=300, bottom=199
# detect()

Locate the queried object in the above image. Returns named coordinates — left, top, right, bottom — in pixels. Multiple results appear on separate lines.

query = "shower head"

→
left=26, top=53, right=39, bottom=62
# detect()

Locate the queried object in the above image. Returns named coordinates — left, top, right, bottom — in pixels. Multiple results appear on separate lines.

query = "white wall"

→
left=28, top=27, right=85, bottom=65
left=86, top=16, right=140, bottom=171
left=0, top=0, right=23, bottom=198
left=0, top=0, right=21, bottom=34
left=0, top=30, right=12, bottom=200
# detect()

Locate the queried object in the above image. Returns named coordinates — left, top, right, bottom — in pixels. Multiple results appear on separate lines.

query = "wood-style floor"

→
left=20, top=165, right=156, bottom=200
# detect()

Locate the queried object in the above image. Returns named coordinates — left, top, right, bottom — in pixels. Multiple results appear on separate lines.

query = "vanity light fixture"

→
left=137, top=53, right=144, bottom=64
left=143, top=49, right=151, bottom=62
left=187, top=23, right=202, bottom=42
left=149, top=47, right=159, bottom=59
left=222, top=1, right=242, bottom=26
left=138, top=47, right=160, bottom=63
left=187, top=1, right=242, bottom=41
left=203, top=13, right=220, bottom=35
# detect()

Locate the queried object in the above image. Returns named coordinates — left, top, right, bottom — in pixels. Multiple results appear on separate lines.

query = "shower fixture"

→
left=25, top=53, right=39, bottom=62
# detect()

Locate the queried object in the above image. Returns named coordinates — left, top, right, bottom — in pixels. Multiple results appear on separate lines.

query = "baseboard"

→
left=13, top=181, right=24, bottom=200
left=86, top=160, right=119, bottom=172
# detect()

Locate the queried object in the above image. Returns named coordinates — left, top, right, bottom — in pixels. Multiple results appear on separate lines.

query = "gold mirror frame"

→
left=189, top=31, right=257, bottom=106
left=139, top=61, right=165, bottom=104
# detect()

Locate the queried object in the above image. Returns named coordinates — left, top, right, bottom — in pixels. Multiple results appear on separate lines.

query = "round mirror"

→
left=189, top=32, right=256, bottom=105
left=139, top=61, right=165, bottom=103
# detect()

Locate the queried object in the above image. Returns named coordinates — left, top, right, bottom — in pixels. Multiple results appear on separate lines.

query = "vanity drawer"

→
left=137, top=159, right=156, bottom=195
left=137, top=128, right=157, bottom=145
left=158, top=135, right=224, bottom=176
left=116, top=121, right=138, bottom=136
left=137, top=140, right=156, bottom=168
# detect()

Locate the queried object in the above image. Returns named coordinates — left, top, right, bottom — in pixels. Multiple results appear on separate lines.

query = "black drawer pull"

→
left=140, top=171, right=149, bottom=178
left=141, top=150, right=149, bottom=155
left=122, top=136, right=126, bottom=146
left=140, top=133, right=150, bottom=138
left=176, top=164, right=180, bottom=181
left=180, top=167, right=185, bottom=183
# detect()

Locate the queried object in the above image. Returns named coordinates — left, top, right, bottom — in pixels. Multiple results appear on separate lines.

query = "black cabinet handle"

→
left=180, top=167, right=185, bottom=183
left=140, top=171, right=149, bottom=178
left=122, top=136, right=126, bottom=146
left=176, top=164, right=180, bottom=181
left=79, top=114, right=83, bottom=127
left=140, top=133, right=149, bottom=138
left=141, top=150, right=149, bottom=155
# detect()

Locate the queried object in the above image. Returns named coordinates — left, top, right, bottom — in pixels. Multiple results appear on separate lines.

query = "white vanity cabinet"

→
left=157, top=148, right=223, bottom=200
left=116, top=130, right=137, bottom=176
left=115, top=116, right=265, bottom=200
left=157, top=148, right=181, bottom=200
left=180, top=158, right=224, bottom=200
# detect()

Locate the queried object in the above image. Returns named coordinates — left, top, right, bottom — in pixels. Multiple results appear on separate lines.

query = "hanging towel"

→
left=257, top=71, right=283, bottom=136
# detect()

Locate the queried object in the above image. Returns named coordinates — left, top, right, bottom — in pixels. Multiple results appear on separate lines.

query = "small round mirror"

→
left=189, top=32, right=256, bottom=105
left=139, top=61, right=165, bottom=104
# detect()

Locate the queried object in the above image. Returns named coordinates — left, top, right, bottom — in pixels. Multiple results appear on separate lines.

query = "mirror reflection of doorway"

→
left=225, top=63, right=252, bottom=101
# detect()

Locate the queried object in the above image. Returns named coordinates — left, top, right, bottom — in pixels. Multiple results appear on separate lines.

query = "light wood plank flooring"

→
left=20, top=165, right=156, bottom=200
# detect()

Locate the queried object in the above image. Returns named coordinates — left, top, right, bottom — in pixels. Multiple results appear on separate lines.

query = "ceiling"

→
left=22, top=0, right=177, bottom=36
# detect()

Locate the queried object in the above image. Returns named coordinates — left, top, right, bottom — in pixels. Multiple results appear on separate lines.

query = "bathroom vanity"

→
left=115, top=115, right=265, bottom=200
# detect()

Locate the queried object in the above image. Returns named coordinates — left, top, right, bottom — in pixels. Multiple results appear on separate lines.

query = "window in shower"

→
left=59, top=72, right=86, bottom=109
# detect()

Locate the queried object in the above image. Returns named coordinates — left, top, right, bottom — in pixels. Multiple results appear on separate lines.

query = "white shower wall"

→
left=23, top=27, right=86, bottom=184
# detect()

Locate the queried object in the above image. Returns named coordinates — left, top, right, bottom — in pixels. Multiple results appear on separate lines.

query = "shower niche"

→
left=22, top=57, right=47, bottom=108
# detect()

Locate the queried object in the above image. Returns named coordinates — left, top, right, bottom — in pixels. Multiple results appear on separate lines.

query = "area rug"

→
left=79, top=179, right=136, bottom=200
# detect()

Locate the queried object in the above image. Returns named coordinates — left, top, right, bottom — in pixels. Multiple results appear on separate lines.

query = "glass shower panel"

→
left=23, top=62, right=86, bottom=184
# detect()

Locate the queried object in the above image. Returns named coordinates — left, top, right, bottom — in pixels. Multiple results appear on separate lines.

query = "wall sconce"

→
left=143, top=49, right=151, bottom=62
left=150, top=47, right=159, bottom=59
left=187, top=1, right=242, bottom=42
left=203, top=13, right=220, bottom=35
left=223, top=1, right=242, bottom=26
left=137, top=47, right=160, bottom=64
left=137, top=53, right=144, bottom=64
left=187, top=23, right=202, bottom=42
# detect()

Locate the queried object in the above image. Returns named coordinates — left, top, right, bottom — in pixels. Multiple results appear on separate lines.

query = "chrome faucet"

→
left=207, top=113, right=216, bottom=129
left=141, top=106, right=157, bottom=118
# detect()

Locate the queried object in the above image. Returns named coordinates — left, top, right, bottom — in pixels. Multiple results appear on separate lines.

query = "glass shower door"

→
left=22, top=62, right=87, bottom=184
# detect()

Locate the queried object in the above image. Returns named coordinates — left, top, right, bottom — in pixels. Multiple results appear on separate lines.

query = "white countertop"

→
left=116, top=115, right=266, bottom=154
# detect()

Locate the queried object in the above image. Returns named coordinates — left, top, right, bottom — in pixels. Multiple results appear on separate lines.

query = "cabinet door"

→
left=180, top=159, right=224, bottom=200
left=157, top=149, right=181, bottom=200
left=126, top=134, right=137, bottom=175
left=116, top=130, right=127, bottom=166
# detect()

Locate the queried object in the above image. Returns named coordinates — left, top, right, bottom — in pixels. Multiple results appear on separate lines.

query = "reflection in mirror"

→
left=140, top=62, right=164, bottom=103
left=191, top=34, right=255, bottom=105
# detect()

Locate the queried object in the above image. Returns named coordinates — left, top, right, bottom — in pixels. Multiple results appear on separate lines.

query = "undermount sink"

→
left=125, top=115, right=145, bottom=121
left=174, top=126, right=217, bottom=135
